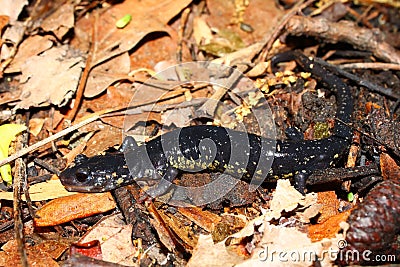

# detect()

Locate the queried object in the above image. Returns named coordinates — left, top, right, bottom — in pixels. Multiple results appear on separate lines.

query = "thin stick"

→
left=340, top=62, right=400, bottom=71
left=0, top=115, right=99, bottom=167
left=14, top=158, right=29, bottom=267
left=258, top=0, right=315, bottom=62
left=66, top=15, right=96, bottom=121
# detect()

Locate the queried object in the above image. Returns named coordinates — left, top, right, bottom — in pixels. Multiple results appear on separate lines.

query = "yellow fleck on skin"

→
left=256, top=169, right=263, bottom=175
left=277, top=172, right=293, bottom=179
left=117, top=178, right=124, bottom=185
left=300, top=72, right=311, bottom=79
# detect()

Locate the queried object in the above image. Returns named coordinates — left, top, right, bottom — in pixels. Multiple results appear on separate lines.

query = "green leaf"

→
left=347, top=192, right=354, bottom=202
left=0, top=124, right=27, bottom=185
left=116, top=14, right=132, bottom=29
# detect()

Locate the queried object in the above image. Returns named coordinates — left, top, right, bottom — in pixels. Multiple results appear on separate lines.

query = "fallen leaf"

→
left=0, top=0, right=28, bottom=22
left=79, top=214, right=137, bottom=266
left=35, top=240, right=70, bottom=259
left=28, top=118, right=45, bottom=137
left=193, top=16, right=213, bottom=45
left=74, top=0, right=192, bottom=97
left=84, top=52, right=131, bottom=98
left=308, top=210, right=352, bottom=242
left=0, top=240, right=58, bottom=267
left=240, top=223, right=343, bottom=267
left=177, top=206, right=222, bottom=232
left=206, top=0, right=283, bottom=44
left=16, top=45, right=84, bottom=109
left=188, top=234, right=245, bottom=267
left=315, top=191, right=340, bottom=223
left=0, top=123, right=27, bottom=184
left=0, top=15, right=9, bottom=33
left=0, top=178, right=75, bottom=201
left=0, top=21, right=26, bottom=62
left=40, top=3, right=74, bottom=39
left=269, top=179, right=317, bottom=217
left=162, top=106, right=192, bottom=127
left=380, top=152, right=400, bottom=182
left=35, top=192, right=116, bottom=227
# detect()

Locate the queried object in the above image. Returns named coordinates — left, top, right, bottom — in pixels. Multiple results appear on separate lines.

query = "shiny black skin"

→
left=59, top=51, right=353, bottom=196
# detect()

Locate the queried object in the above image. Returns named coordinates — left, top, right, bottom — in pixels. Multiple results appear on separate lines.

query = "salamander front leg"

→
left=119, top=136, right=139, bottom=152
left=294, top=171, right=308, bottom=194
left=140, top=167, right=179, bottom=201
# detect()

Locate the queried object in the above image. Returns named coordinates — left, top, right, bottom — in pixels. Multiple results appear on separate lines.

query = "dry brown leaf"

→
left=5, top=35, right=54, bottom=73
left=34, top=240, right=70, bottom=260
left=240, top=223, right=342, bottom=267
left=206, top=0, right=283, bottom=44
left=16, top=45, right=84, bottom=109
left=193, top=16, right=213, bottom=45
left=79, top=214, right=137, bottom=266
left=188, top=234, right=245, bottom=267
left=380, top=152, right=400, bottom=182
left=35, top=192, right=116, bottom=226
left=0, top=0, right=27, bottom=22
left=162, top=106, right=192, bottom=127
left=40, top=3, right=74, bottom=39
left=0, top=21, right=26, bottom=63
left=269, top=179, right=318, bottom=218
left=84, top=52, right=131, bottom=97
left=28, top=117, right=45, bottom=136
left=316, top=191, right=340, bottom=223
left=156, top=207, right=196, bottom=250
left=0, top=240, right=58, bottom=267
left=178, top=206, right=222, bottom=232
left=73, top=0, right=192, bottom=97
left=308, top=210, right=352, bottom=242
left=0, top=15, right=9, bottom=33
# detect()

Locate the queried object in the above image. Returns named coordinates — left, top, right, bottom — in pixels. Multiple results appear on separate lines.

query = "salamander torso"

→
left=59, top=51, right=353, bottom=196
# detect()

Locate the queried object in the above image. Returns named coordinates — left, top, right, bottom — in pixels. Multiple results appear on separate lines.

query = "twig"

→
left=66, top=15, right=97, bottom=121
left=257, top=0, right=315, bottom=62
left=0, top=115, right=100, bottom=167
left=14, top=158, right=29, bottom=267
left=177, top=7, right=191, bottom=62
left=285, top=15, right=400, bottom=64
left=314, top=58, right=400, bottom=100
left=339, top=62, right=400, bottom=71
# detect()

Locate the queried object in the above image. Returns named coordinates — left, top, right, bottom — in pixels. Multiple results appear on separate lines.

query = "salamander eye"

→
left=75, top=167, right=91, bottom=183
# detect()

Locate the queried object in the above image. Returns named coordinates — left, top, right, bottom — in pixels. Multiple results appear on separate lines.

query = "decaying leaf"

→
left=188, top=234, right=245, bottom=267
left=84, top=52, right=131, bottom=98
left=0, top=123, right=27, bottom=184
left=35, top=192, right=116, bottom=226
left=0, top=178, right=75, bottom=201
left=76, top=0, right=192, bottom=97
left=16, top=45, right=84, bottom=109
left=40, top=3, right=74, bottom=39
left=79, top=214, right=137, bottom=266
left=308, top=210, right=351, bottom=242
left=269, top=179, right=318, bottom=217
left=0, top=240, right=58, bottom=267
left=0, top=0, right=28, bottom=22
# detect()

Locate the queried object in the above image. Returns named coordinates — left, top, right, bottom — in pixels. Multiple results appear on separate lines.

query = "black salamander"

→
left=59, top=51, right=353, bottom=196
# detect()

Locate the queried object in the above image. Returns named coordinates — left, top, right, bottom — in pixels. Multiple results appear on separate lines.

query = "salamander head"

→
left=59, top=153, right=133, bottom=192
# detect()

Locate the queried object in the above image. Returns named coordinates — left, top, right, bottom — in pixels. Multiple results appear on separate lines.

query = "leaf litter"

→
left=0, top=0, right=399, bottom=266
